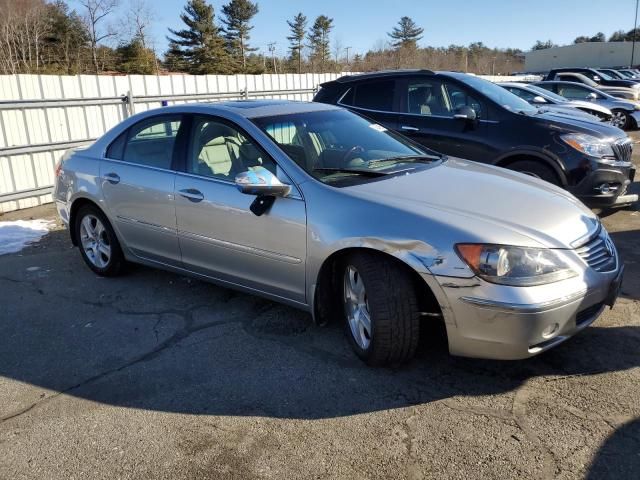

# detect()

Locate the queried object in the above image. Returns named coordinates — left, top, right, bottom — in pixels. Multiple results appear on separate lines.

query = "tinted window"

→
left=406, top=79, right=449, bottom=116
left=350, top=80, right=395, bottom=111
left=106, top=131, right=126, bottom=160
left=122, top=115, right=182, bottom=169
left=453, top=74, right=535, bottom=114
left=188, top=116, right=277, bottom=180
left=444, top=82, right=484, bottom=118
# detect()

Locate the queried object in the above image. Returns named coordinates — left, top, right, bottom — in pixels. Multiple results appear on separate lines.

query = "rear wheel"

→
left=342, top=253, right=420, bottom=366
left=75, top=205, right=125, bottom=277
left=505, top=160, right=560, bottom=186
left=611, top=109, right=631, bottom=130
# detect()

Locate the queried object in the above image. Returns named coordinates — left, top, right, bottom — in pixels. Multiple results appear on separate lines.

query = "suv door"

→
left=100, top=114, right=183, bottom=266
left=174, top=115, right=307, bottom=303
left=337, top=78, right=400, bottom=130
left=396, top=76, right=492, bottom=161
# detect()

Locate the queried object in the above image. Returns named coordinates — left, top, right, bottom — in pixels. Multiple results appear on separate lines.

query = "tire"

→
left=74, top=204, right=125, bottom=277
left=341, top=252, right=420, bottom=366
left=611, top=109, right=631, bottom=130
left=506, top=160, right=560, bottom=186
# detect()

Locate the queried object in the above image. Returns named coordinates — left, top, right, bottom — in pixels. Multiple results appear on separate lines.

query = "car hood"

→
left=533, top=110, right=626, bottom=136
left=538, top=105, right=601, bottom=122
left=345, top=158, right=598, bottom=249
left=565, top=100, right=612, bottom=115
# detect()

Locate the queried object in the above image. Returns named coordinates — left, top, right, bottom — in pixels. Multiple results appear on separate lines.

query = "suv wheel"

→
left=506, top=160, right=560, bottom=186
left=611, top=110, right=631, bottom=130
left=342, top=253, right=420, bottom=366
left=75, top=205, right=125, bottom=276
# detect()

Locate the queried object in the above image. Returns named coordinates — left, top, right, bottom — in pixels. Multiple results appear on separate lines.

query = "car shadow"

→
left=586, top=418, right=640, bottom=479
left=609, top=229, right=640, bottom=301
left=0, top=228, right=639, bottom=421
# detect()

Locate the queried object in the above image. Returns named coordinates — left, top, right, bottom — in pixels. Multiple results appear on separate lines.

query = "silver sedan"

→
left=53, top=101, right=623, bottom=365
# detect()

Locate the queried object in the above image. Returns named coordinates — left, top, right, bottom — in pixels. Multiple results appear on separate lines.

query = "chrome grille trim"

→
left=574, top=227, right=617, bottom=273
left=612, top=138, right=633, bottom=163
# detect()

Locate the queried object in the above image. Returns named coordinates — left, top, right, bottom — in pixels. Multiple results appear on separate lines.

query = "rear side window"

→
left=106, top=132, right=126, bottom=160
left=121, top=115, right=182, bottom=169
left=347, top=80, right=396, bottom=111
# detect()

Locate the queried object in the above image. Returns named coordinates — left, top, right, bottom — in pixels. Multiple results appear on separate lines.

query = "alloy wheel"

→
left=344, top=265, right=372, bottom=350
left=611, top=111, right=627, bottom=129
left=80, top=214, right=111, bottom=268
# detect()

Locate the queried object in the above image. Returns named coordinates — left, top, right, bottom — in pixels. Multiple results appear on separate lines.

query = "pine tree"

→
left=166, top=0, right=231, bottom=74
left=116, top=36, right=157, bottom=74
left=388, top=16, right=424, bottom=49
left=287, top=12, right=306, bottom=74
left=221, top=0, right=259, bottom=71
left=308, top=15, right=332, bottom=72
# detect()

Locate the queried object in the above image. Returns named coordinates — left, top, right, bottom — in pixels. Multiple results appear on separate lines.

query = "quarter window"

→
left=346, top=80, right=396, bottom=111
left=188, top=117, right=277, bottom=181
left=120, top=115, right=182, bottom=169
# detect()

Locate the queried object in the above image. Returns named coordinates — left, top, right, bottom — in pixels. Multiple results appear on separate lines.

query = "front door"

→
left=174, top=115, right=307, bottom=303
left=396, top=77, right=492, bottom=162
left=100, top=114, right=184, bottom=266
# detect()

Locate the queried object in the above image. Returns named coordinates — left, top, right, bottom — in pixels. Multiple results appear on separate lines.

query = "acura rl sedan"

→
left=54, top=101, right=623, bottom=366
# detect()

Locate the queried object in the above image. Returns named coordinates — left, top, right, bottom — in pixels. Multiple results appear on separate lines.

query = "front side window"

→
left=188, top=116, right=277, bottom=181
left=253, top=109, right=443, bottom=187
left=505, top=87, right=537, bottom=102
left=120, top=115, right=182, bottom=169
left=343, top=80, right=396, bottom=112
left=406, top=80, right=450, bottom=116
left=556, top=84, right=592, bottom=100
left=453, top=74, right=534, bottom=114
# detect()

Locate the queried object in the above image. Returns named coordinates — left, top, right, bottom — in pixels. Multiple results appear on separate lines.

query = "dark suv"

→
left=544, top=68, right=640, bottom=89
left=313, top=70, right=637, bottom=208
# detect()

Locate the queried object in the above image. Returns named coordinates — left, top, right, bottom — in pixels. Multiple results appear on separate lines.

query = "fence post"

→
left=126, top=90, right=135, bottom=116
left=243, top=88, right=249, bottom=100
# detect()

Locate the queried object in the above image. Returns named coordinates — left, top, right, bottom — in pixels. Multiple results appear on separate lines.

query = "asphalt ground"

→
left=0, top=134, right=639, bottom=479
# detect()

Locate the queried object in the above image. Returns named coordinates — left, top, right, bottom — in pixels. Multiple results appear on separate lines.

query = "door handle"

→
left=400, top=125, right=419, bottom=132
left=103, top=172, right=120, bottom=184
left=179, top=188, right=204, bottom=202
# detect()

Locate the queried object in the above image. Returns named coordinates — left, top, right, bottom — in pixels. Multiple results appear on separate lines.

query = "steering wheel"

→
left=342, top=145, right=365, bottom=164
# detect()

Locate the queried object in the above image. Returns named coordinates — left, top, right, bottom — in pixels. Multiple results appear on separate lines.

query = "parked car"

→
left=545, top=67, right=640, bottom=88
left=543, top=71, right=640, bottom=101
left=314, top=70, right=636, bottom=208
left=54, top=100, right=624, bottom=365
left=597, top=68, right=629, bottom=80
left=499, top=82, right=613, bottom=123
left=535, top=80, right=640, bottom=130
left=618, top=69, right=640, bottom=79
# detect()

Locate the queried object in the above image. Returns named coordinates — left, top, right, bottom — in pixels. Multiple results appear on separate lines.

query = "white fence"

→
left=0, top=72, right=539, bottom=213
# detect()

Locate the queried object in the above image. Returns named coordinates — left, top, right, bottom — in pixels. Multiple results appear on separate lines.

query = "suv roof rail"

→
left=329, top=69, right=436, bottom=84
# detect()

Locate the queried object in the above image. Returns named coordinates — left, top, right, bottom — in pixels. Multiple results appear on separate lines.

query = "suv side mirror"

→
left=453, top=105, right=477, bottom=121
left=235, top=167, right=291, bottom=197
left=532, top=96, right=547, bottom=104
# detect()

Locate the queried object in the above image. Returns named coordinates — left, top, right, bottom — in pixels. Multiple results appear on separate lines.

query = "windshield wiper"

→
left=367, top=154, right=442, bottom=167
left=312, top=167, right=391, bottom=177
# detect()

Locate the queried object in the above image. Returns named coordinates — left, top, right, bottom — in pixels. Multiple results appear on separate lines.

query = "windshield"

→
left=252, top=109, right=443, bottom=187
left=455, top=75, right=537, bottom=114
left=527, top=84, right=568, bottom=103
left=594, top=70, right=613, bottom=80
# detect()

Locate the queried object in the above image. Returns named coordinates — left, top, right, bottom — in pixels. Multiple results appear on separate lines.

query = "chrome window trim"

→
left=100, top=157, right=176, bottom=175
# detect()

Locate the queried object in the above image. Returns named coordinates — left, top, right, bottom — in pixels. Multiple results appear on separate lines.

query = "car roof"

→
left=497, top=82, right=528, bottom=88
left=324, top=69, right=436, bottom=85
left=156, top=99, right=339, bottom=119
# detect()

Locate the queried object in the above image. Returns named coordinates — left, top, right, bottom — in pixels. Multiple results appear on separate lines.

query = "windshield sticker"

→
left=369, top=123, right=387, bottom=132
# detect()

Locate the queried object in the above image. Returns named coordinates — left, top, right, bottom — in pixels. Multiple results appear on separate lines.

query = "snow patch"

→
left=0, top=219, right=54, bottom=255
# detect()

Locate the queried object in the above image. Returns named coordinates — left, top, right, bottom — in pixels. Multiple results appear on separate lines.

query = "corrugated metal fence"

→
left=0, top=72, right=540, bottom=213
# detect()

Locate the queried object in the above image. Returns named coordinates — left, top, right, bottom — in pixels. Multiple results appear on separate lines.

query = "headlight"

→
left=455, top=244, right=578, bottom=286
left=561, top=133, right=614, bottom=158
left=634, top=104, right=640, bottom=110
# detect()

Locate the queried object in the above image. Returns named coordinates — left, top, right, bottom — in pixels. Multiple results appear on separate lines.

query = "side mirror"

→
left=235, top=166, right=291, bottom=197
left=593, top=76, right=600, bottom=82
left=453, top=105, right=478, bottom=121
left=532, top=96, right=547, bottom=104
left=587, top=92, right=598, bottom=100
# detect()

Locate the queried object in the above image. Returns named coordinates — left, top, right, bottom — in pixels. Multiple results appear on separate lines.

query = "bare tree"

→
left=79, top=0, right=118, bottom=73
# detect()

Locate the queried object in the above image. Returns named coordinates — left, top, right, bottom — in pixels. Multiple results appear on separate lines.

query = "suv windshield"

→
left=252, top=109, right=443, bottom=187
left=454, top=75, right=537, bottom=114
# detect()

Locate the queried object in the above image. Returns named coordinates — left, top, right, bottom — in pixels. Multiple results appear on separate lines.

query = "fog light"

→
left=542, top=323, right=559, bottom=339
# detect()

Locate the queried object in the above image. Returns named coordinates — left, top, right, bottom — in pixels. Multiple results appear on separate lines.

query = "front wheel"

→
left=342, top=253, right=420, bottom=366
left=611, top=109, right=631, bottom=130
left=505, top=160, right=560, bottom=186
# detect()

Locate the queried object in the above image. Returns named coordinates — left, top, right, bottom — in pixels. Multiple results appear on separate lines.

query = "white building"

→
left=525, top=42, right=640, bottom=72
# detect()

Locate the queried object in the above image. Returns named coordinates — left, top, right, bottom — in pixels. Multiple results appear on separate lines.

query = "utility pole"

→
left=267, top=42, right=277, bottom=74
left=633, top=0, right=639, bottom=67
left=344, top=46, right=352, bottom=68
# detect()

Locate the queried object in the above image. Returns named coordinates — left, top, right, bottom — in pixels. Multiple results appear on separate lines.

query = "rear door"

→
left=174, top=115, right=307, bottom=303
left=100, top=114, right=183, bottom=266
left=337, top=78, right=400, bottom=130
left=395, top=76, right=492, bottom=161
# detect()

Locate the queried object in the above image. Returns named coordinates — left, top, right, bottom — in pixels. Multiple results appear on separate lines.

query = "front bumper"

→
left=569, top=164, right=636, bottom=208
left=429, top=263, right=623, bottom=360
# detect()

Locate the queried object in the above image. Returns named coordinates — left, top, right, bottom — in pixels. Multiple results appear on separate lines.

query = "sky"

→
left=70, top=0, right=639, bottom=58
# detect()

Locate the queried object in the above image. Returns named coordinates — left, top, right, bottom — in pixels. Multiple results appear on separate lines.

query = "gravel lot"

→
left=1, top=134, right=639, bottom=480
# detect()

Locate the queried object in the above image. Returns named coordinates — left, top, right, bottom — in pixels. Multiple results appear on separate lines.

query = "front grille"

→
left=574, top=228, right=617, bottom=272
left=612, top=138, right=633, bottom=163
